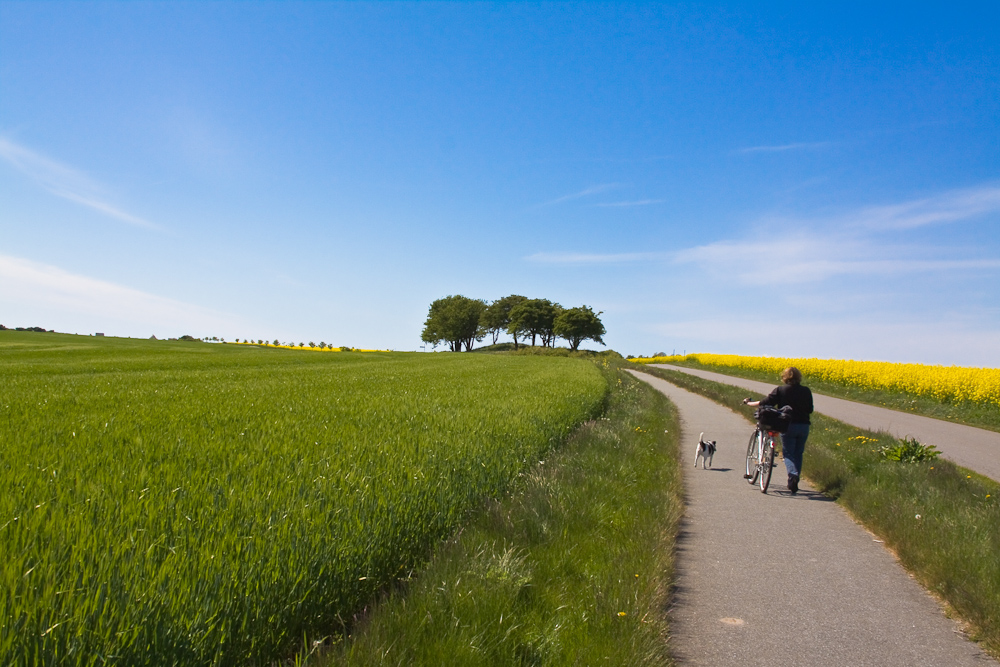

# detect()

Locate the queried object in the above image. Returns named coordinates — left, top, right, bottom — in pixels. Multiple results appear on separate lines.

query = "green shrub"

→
left=879, top=437, right=941, bottom=463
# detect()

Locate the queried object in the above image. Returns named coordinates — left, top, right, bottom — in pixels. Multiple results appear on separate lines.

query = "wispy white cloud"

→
left=48, top=190, right=160, bottom=229
left=646, top=317, right=1000, bottom=367
left=673, top=235, right=1000, bottom=285
left=595, top=199, right=664, bottom=208
left=529, top=233, right=1000, bottom=279
left=736, top=141, right=831, bottom=154
left=538, top=183, right=620, bottom=206
left=0, top=254, right=234, bottom=332
left=0, top=136, right=159, bottom=230
left=528, top=184, right=1000, bottom=280
left=669, top=184, right=1000, bottom=285
left=853, top=185, right=1000, bottom=230
left=526, top=251, right=665, bottom=264
left=630, top=183, right=1000, bottom=364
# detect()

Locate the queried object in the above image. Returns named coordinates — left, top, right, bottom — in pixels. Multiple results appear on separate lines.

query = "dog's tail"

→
left=699, top=431, right=704, bottom=443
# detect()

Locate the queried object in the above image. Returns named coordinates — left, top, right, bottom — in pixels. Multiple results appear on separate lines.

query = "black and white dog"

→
left=694, top=432, right=717, bottom=469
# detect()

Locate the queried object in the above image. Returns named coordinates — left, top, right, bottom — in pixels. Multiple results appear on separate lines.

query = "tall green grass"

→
left=635, top=365, right=1000, bottom=658
left=327, top=366, right=682, bottom=666
left=0, top=332, right=607, bottom=665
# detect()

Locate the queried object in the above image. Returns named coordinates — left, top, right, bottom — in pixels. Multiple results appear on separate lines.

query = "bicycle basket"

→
left=755, top=406, right=791, bottom=433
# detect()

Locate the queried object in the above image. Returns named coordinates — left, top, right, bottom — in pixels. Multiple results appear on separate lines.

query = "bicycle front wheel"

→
left=745, top=429, right=761, bottom=485
left=760, top=434, right=775, bottom=493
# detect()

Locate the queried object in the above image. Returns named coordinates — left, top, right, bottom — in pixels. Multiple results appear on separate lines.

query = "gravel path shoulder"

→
left=649, top=364, right=1000, bottom=484
left=628, top=370, right=997, bottom=667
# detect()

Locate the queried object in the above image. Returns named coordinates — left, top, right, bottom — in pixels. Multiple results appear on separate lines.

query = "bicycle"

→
left=744, top=412, right=779, bottom=493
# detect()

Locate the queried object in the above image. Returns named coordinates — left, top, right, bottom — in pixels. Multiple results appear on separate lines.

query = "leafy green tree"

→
left=540, top=303, right=564, bottom=347
left=508, top=299, right=560, bottom=347
left=421, top=295, right=487, bottom=352
left=553, top=305, right=606, bottom=351
left=480, top=294, right=527, bottom=345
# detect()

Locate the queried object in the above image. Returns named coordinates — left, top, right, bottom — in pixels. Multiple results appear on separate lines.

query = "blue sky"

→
left=1, top=2, right=998, bottom=365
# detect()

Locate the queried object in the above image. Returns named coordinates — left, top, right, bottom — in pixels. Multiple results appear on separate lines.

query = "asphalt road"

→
left=628, top=370, right=997, bottom=667
left=650, top=364, right=1000, bottom=484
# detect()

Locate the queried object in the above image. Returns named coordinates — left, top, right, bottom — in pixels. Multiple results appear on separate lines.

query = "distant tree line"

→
left=421, top=295, right=606, bottom=352
left=0, top=325, right=53, bottom=332
left=203, top=337, right=356, bottom=351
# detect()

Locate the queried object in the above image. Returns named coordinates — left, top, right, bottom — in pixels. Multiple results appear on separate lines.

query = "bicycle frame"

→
left=745, top=426, right=777, bottom=493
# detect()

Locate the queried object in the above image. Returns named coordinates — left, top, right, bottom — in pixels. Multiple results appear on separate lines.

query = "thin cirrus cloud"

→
left=853, top=185, right=1000, bottom=231
left=529, top=183, right=1000, bottom=281
left=674, top=236, right=1000, bottom=285
left=0, top=135, right=159, bottom=230
left=526, top=251, right=666, bottom=264
left=736, top=141, right=832, bottom=154
left=537, top=183, right=620, bottom=206
left=0, top=254, right=234, bottom=332
left=595, top=199, right=664, bottom=208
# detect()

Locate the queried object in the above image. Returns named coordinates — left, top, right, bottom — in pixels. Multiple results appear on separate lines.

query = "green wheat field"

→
left=0, top=332, right=607, bottom=665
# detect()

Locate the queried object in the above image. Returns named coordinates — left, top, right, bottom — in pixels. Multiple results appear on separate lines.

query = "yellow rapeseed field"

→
left=232, top=341, right=389, bottom=352
left=634, top=353, right=1000, bottom=408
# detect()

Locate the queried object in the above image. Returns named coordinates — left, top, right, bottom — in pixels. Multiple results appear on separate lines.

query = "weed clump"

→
left=879, top=437, right=941, bottom=463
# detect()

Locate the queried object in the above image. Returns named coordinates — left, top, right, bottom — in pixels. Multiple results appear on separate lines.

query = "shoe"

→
left=788, top=474, right=799, bottom=494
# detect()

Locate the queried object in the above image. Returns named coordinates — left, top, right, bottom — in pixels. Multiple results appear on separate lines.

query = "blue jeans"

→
left=781, top=423, right=810, bottom=477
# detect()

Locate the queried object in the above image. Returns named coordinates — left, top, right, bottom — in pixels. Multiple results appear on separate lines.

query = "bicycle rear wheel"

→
left=759, top=434, right=775, bottom=493
left=745, top=429, right=761, bottom=484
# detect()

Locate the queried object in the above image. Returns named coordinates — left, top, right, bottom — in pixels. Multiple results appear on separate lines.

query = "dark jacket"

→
left=762, top=383, right=814, bottom=424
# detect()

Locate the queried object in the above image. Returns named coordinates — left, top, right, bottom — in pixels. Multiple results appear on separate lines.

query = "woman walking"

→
left=743, top=367, right=814, bottom=494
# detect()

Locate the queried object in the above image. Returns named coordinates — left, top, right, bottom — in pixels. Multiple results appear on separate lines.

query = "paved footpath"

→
left=628, top=370, right=997, bottom=667
left=651, top=364, right=1000, bottom=484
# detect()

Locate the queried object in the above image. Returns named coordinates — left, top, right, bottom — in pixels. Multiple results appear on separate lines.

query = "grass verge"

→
left=635, top=365, right=1000, bottom=659
left=644, top=359, right=1000, bottom=432
left=319, top=365, right=682, bottom=666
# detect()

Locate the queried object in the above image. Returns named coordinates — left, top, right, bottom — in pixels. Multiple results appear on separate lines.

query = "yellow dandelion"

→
left=617, top=612, right=626, bottom=617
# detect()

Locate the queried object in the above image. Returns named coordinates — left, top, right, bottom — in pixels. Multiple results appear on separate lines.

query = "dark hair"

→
left=781, top=367, right=802, bottom=385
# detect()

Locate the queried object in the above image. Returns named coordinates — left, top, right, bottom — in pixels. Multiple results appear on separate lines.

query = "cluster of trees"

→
left=0, top=325, right=52, bottom=332
left=421, top=295, right=606, bottom=352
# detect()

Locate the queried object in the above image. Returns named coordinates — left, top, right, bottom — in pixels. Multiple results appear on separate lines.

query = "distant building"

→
left=95, top=333, right=105, bottom=337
